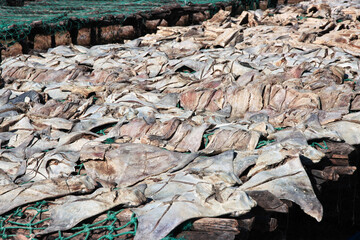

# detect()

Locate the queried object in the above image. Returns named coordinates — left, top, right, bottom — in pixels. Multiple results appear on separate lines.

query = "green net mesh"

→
left=0, top=151, right=187, bottom=239
left=0, top=201, right=50, bottom=239
left=0, top=0, right=264, bottom=47
left=0, top=200, right=139, bottom=239
left=0, top=158, right=139, bottom=240
left=0, top=193, right=194, bottom=239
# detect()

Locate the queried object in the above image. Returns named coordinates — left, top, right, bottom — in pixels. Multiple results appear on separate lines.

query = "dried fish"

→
left=0, top=175, right=96, bottom=215
left=240, top=154, right=323, bottom=221
left=0, top=1, right=359, bottom=238
left=80, top=143, right=198, bottom=186
left=38, top=187, right=146, bottom=235
left=134, top=183, right=256, bottom=240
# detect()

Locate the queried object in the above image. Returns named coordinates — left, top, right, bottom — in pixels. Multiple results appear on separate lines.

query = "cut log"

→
left=321, top=142, right=355, bottom=157
left=331, top=154, right=350, bottom=159
left=312, top=166, right=357, bottom=182
left=176, top=230, right=237, bottom=240
left=329, top=158, right=349, bottom=166
left=192, top=218, right=240, bottom=233
left=247, top=190, right=288, bottom=213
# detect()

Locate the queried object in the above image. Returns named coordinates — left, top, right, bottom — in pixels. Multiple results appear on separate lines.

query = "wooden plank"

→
left=322, top=142, right=355, bottom=156
left=323, top=166, right=357, bottom=176
left=329, top=158, right=349, bottom=166
left=176, top=230, right=237, bottom=240
left=331, top=154, right=349, bottom=159
left=312, top=166, right=357, bottom=182
left=192, top=218, right=240, bottom=233
left=247, top=190, right=288, bottom=213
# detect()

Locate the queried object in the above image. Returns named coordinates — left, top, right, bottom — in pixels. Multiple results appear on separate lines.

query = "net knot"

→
left=82, top=224, right=90, bottom=232
left=103, top=233, right=114, bottom=240
left=106, top=224, right=115, bottom=231
left=0, top=233, right=8, bottom=239
left=106, top=212, right=117, bottom=221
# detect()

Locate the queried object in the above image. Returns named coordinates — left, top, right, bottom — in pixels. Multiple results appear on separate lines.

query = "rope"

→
left=255, top=139, right=275, bottom=149
left=75, top=163, right=84, bottom=175
left=310, top=141, right=329, bottom=150
left=104, top=138, right=115, bottom=144
left=203, top=132, right=215, bottom=148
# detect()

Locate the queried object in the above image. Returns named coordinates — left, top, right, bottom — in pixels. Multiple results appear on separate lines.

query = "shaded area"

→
left=0, top=0, right=235, bottom=46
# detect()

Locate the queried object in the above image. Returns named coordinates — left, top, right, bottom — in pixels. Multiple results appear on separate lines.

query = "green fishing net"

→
left=0, top=201, right=139, bottom=239
left=0, top=0, right=266, bottom=47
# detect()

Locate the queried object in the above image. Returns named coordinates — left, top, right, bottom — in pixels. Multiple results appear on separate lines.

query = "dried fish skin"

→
left=38, top=187, right=146, bottom=235
left=134, top=186, right=255, bottom=240
left=233, top=151, right=258, bottom=178
left=9, top=116, right=35, bottom=131
left=203, top=127, right=260, bottom=153
left=185, top=150, right=242, bottom=185
left=0, top=175, right=96, bottom=215
left=32, top=117, right=73, bottom=131
left=326, top=121, right=360, bottom=145
left=80, top=143, right=198, bottom=186
left=240, top=155, right=323, bottom=222
left=72, top=117, right=118, bottom=132
left=143, top=172, right=203, bottom=201
left=0, top=158, right=26, bottom=181
left=0, top=169, right=13, bottom=186
left=207, top=9, right=231, bottom=25
left=173, top=123, right=209, bottom=153
left=247, top=150, right=290, bottom=178
left=18, top=150, right=79, bottom=182
left=214, top=29, right=243, bottom=48
left=0, top=1, right=359, bottom=238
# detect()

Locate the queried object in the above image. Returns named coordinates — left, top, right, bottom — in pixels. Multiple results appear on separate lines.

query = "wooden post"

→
left=51, top=34, right=56, bottom=48
left=0, top=43, right=4, bottom=63
left=19, top=37, right=29, bottom=54
left=90, top=27, right=97, bottom=46
left=97, top=27, right=102, bottom=44
left=165, top=9, right=181, bottom=26
left=70, top=27, right=78, bottom=45
left=27, top=32, right=35, bottom=50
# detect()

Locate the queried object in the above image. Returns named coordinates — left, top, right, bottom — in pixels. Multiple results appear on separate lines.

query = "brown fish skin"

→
left=81, top=143, right=198, bottom=186
left=176, top=123, right=210, bottom=153
left=38, top=187, right=146, bottom=235
left=0, top=175, right=96, bottom=215
left=146, top=118, right=181, bottom=142
left=167, top=122, right=193, bottom=151
left=0, top=1, right=359, bottom=238
left=119, top=118, right=152, bottom=140
left=204, top=128, right=259, bottom=153
left=206, top=89, right=224, bottom=112
left=180, top=90, right=203, bottom=111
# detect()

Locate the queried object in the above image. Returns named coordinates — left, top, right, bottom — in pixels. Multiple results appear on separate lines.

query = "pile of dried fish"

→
left=0, top=0, right=359, bottom=239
